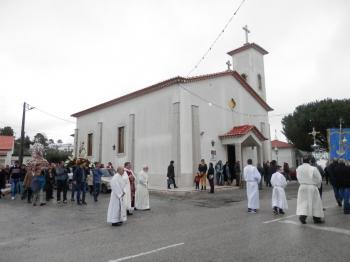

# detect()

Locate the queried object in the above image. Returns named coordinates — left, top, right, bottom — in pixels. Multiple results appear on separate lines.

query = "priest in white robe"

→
left=296, top=155, right=324, bottom=224
left=135, top=166, right=150, bottom=210
left=243, top=159, right=261, bottom=213
left=122, top=170, right=133, bottom=215
left=107, top=166, right=127, bottom=226
left=271, top=166, right=288, bottom=215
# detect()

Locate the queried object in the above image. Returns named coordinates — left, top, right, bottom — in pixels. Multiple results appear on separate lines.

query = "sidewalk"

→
left=149, top=185, right=240, bottom=196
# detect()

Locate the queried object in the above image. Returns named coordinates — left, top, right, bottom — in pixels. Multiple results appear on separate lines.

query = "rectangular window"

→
left=87, top=133, right=93, bottom=156
left=118, top=126, right=125, bottom=154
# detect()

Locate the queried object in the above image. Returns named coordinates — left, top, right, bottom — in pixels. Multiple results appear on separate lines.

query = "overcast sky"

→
left=1, top=0, right=349, bottom=144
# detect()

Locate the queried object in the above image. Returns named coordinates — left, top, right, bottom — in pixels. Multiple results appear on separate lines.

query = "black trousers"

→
left=209, top=179, right=214, bottom=193
left=57, top=180, right=68, bottom=201
left=46, top=186, right=53, bottom=201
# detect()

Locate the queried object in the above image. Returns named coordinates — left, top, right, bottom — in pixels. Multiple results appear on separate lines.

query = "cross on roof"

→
left=226, top=60, right=232, bottom=71
left=242, top=25, right=250, bottom=44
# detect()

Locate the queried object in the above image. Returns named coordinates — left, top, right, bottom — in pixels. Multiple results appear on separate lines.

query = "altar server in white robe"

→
left=271, top=165, right=288, bottom=215
left=135, top=165, right=150, bottom=210
left=243, top=159, right=261, bottom=213
left=296, top=155, right=324, bottom=224
left=107, top=167, right=127, bottom=226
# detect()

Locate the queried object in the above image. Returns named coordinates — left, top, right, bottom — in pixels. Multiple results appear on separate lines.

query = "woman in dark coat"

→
left=207, top=163, right=215, bottom=193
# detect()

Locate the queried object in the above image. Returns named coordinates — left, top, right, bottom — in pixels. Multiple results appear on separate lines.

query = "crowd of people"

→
left=0, top=160, right=151, bottom=220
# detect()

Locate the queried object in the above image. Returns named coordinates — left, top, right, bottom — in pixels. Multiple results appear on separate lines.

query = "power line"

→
left=186, top=0, right=247, bottom=77
left=30, top=105, right=75, bottom=124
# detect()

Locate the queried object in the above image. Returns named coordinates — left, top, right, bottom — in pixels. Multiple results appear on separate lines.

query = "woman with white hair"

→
left=135, top=165, right=150, bottom=211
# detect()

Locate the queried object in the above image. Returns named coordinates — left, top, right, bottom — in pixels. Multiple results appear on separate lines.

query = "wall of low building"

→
left=75, top=85, right=180, bottom=189
left=271, top=148, right=296, bottom=168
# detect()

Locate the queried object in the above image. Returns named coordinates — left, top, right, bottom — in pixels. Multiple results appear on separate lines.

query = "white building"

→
left=0, top=136, right=15, bottom=166
left=72, top=42, right=273, bottom=189
left=271, top=140, right=298, bottom=168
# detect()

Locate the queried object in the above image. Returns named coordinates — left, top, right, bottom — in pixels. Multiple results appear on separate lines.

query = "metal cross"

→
left=242, top=25, right=250, bottom=44
left=226, top=60, right=232, bottom=71
left=308, top=127, right=320, bottom=147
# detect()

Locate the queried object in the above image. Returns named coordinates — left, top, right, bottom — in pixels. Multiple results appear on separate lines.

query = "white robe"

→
left=135, top=170, right=150, bottom=210
left=107, top=174, right=127, bottom=223
left=296, top=163, right=324, bottom=218
left=243, top=165, right=261, bottom=210
left=271, top=171, right=288, bottom=210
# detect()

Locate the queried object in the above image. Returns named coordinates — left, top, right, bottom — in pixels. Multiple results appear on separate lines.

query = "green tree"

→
left=45, top=148, right=72, bottom=163
left=282, top=98, right=350, bottom=151
left=0, top=126, right=14, bottom=136
left=13, top=136, right=32, bottom=156
left=34, top=133, right=48, bottom=146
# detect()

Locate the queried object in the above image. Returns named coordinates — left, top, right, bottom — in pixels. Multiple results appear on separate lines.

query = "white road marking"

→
left=263, top=214, right=296, bottom=224
left=108, top=243, right=185, bottom=262
left=279, top=220, right=350, bottom=236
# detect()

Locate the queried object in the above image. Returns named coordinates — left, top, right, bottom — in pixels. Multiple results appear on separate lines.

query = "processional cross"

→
left=308, top=127, right=320, bottom=148
left=243, top=25, right=250, bottom=44
left=226, top=60, right=232, bottom=71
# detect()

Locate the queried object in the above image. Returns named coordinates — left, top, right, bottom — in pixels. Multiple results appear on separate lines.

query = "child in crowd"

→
left=194, top=172, right=200, bottom=190
left=270, top=165, right=288, bottom=215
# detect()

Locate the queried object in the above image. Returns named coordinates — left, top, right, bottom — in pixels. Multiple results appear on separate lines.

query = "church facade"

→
left=71, top=42, right=273, bottom=189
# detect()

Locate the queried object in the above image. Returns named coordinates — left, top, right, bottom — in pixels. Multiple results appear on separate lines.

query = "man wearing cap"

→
left=296, top=155, right=324, bottom=224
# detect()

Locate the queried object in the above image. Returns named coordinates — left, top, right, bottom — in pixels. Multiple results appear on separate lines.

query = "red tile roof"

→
left=0, top=136, right=15, bottom=151
left=219, top=125, right=267, bottom=141
left=71, top=71, right=273, bottom=117
left=271, top=139, right=294, bottom=149
left=227, top=43, right=269, bottom=56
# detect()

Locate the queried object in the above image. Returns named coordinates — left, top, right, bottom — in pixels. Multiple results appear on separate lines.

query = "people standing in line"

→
left=234, top=161, right=241, bottom=187
left=207, top=162, right=215, bottom=194
left=22, top=169, right=33, bottom=203
left=106, top=162, right=116, bottom=176
left=135, top=165, right=150, bottom=211
left=263, top=161, right=270, bottom=187
left=107, top=166, right=127, bottom=227
left=194, top=172, right=200, bottom=190
left=243, top=159, right=261, bottom=213
left=223, top=161, right=231, bottom=185
left=124, top=162, right=136, bottom=214
left=92, top=162, right=103, bottom=202
left=55, top=161, right=69, bottom=204
left=334, top=159, right=350, bottom=214
left=257, top=163, right=264, bottom=190
left=198, top=159, right=208, bottom=191
left=325, top=159, right=342, bottom=206
left=270, top=165, right=288, bottom=215
left=283, top=162, right=291, bottom=181
left=32, top=165, right=46, bottom=206
left=311, top=158, right=325, bottom=199
left=296, top=155, right=324, bottom=224
left=0, top=165, right=8, bottom=199
left=44, top=164, right=55, bottom=202
left=215, top=160, right=223, bottom=186
left=73, top=160, right=87, bottom=205
left=267, top=160, right=277, bottom=187
left=167, top=160, right=177, bottom=189
left=9, top=161, right=21, bottom=200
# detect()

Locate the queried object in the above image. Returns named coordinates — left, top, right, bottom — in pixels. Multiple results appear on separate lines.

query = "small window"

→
left=241, top=73, right=247, bottom=81
left=258, top=74, right=263, bottom=90
left=118, top=126, right=125, bottom=154
left=87, top=133, right=93, bottom=156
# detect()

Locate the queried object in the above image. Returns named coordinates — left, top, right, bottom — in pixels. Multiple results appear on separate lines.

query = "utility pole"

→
left=19, top=102, right=34, bottom=165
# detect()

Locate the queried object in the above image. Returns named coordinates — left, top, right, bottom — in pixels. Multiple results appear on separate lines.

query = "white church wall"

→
left=76, top=85, right=180, bottom=189
left=180, top=75, right=270, bottom=180
left=272, top=148, right=296, bottom=168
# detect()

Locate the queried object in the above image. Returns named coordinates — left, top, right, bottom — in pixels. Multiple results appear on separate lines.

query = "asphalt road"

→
left=0, top=182, right=349, bottom=262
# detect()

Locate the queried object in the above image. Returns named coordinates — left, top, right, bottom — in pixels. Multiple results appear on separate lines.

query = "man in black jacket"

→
left=167, top=161, right=177, bottom=189
left=73, top=160, right=88, bottom=205
left=334, top=160, right=350, bottom=214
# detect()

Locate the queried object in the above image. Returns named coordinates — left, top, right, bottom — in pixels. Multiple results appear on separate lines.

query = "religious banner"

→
left=328, top=128, right=350, bottom=160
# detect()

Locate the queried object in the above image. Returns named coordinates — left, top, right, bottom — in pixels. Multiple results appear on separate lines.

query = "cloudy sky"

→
left=0, top=0, right=349, bottom=144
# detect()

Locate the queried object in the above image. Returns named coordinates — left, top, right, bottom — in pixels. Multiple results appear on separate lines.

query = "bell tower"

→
left=227, top=26, right=268, bottom=100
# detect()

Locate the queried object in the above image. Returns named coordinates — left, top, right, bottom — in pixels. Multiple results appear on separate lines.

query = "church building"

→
left=71, top=40, right=273, bottom=189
